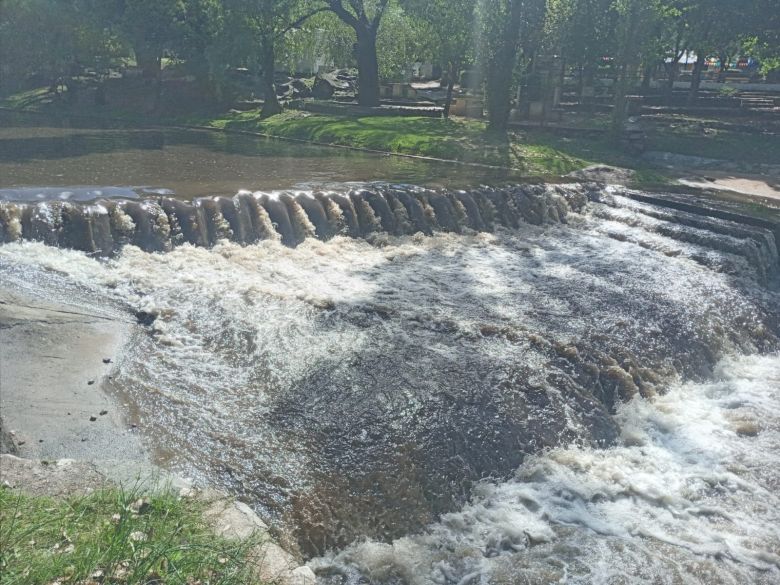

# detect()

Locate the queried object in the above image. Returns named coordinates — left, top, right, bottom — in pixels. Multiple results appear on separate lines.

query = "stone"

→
left=290, top=79, right=311, bottom=99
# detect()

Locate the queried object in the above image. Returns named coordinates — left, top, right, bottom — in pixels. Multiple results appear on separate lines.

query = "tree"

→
left=544, top=0, right=616, bottom=104
left=320, top=0, right=390, bottom=107
left=682, top=0, right=748, bottom=104
left=610, top=0, right=665, bottom=132
left=480, top=0, right=547, bottom=134
left=0, top=0, right=125, bottom=97
left=209, top=1, right=326, bottom=117
left=116, top=0, right=186, bottom=81
left=401, top=0, right=476, bottom=117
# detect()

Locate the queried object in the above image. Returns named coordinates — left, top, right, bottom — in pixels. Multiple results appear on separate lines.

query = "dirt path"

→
left=678, top=175, right=780, bottom=201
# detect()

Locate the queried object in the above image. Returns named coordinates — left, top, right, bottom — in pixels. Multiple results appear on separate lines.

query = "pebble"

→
left=99, top=410, right=108, bottom=416
left=103, top=358, right=112, bottom=364
left=87, top=380, right=95, bottom=385
left=89, top=415, right=97, bottom=422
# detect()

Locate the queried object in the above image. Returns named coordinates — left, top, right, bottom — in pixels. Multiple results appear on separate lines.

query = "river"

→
left=0, top=119, right=778, bottom=584
left=0, top=111, right=522, bottom=200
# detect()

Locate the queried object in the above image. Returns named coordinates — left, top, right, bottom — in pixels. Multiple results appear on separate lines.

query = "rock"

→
left=89, top=415, right=97, bottom=422
left=275, top=83, right=292, bottom=98
left=289, top=566, right=317, bottom=585
left=135, top=310, right=157, bottom=326
left=99, top=410, right=108, bottom=416
left=102, top=358, right=112, bottom=364
left=87, top=380, right=95, bottom=385
left=567, top=165, right=636, bottom=185
left=312, top=76, right=335, bottom=100
left=312, top=71, right=353, bottom=100
left=290, top=79, right=311, bottom=99
left=129, top=497, right=150, bottom=514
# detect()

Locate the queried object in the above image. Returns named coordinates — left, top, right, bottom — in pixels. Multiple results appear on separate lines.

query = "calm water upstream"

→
left=0, top=112, right=522, bottom=200
left=1, top=115, right=779, bottom=584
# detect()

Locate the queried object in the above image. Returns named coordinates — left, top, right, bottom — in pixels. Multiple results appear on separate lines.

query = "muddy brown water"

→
left=0, top=112, right=523, bottom=200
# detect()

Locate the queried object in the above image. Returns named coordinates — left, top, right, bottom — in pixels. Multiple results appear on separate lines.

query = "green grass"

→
left=0, top=486, right=265, bottom=585
left=5, top=85, right=774, bottom=188
left=204, top=110, right=595, bottom=175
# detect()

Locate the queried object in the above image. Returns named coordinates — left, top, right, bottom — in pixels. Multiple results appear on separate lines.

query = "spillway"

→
left=1, top=182, right=779, bottom=584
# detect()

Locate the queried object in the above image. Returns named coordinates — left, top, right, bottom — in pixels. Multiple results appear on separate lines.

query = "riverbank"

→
left=0, top=286, right=141, bottom=463
left=0, top=455, right=315, bottom=585
left=3, top=87, right=779, bottom=194
left=0, top=280, right=314, bottom=585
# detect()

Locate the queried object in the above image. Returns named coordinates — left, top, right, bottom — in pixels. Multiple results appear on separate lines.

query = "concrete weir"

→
left=1, top=182, right=777, bottom=282
left=0, top=184, right=581, bottom=255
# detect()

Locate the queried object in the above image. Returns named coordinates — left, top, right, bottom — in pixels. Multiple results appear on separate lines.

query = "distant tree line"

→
left=1, top=0, right=778, bottom=132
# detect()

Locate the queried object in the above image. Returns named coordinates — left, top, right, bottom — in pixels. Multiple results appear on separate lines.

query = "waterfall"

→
left=1, top=183, right=776, bottom=283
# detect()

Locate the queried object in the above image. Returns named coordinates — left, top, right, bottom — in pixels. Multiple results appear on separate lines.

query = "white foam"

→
left=314, top=353, right=780, bottom=584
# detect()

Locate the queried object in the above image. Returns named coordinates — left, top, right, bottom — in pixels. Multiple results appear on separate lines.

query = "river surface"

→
left=0, top=112, right=522, bottom=200
left=1, top=120, right=779, bottom=585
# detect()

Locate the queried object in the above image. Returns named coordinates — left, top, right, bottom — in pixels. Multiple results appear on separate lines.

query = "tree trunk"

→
left=664, top=58, right=680, bottom=105
left=134, top=44, right=162, bottom=112
left=640, top=63, right=653, bottom=92
left=355, top=27, right=380, bottom=107
left=717, top=52, right=729, bottom=82
left=443, top=59, right=459, bottom=118
left=134, top=45, right=161, bottom=80
left=260, top=41, right=282, bottom=118
left=611, top=0, right=642, bottom=135
left=687, top=51, right=706, bottom=106
left=486, top=1, right=525, bottom=134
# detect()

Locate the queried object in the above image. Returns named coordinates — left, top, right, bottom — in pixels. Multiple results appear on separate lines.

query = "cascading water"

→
left=0, top=184, right=583, bottom=254
left=1, top=182, right=778, bottom=584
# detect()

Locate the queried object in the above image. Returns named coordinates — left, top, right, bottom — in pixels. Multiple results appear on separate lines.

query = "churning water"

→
left=1, top=183, right=778, bottom=584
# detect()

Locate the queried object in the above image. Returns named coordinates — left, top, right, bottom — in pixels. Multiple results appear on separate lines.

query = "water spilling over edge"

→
left=1, top=183, right=779, bottom=583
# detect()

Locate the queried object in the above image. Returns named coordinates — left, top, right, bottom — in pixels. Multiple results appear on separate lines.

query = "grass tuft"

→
left=0, top=486, right=265, bottom=585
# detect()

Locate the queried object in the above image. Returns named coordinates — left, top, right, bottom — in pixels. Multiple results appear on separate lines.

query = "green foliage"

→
left=400, top=0, right=476, bottom=69
left=0, top=0, right=125, bottom=95
left=0, top=486, right=264, bottom=585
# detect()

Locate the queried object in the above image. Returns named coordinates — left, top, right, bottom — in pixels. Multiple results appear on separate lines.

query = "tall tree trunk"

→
left=717, top=52, right=729, bottom=82
left=355, top=26, right=380, bottom=107
left=486, top=1, right=525, bottom=134
left=443, top=59, right=460, bottom=119
left=134, top=44, right=162, bottom=112
left=640, top=62, right=653, bottom=92
left=664, top=58, right=680, bottom=105
left=611, top=0, right=642, bottom=135
left=687, top=51, right=706, bottom=106
left=260, top=40, right=281, bottom=118
left=135, top=45, right=161, bottom=80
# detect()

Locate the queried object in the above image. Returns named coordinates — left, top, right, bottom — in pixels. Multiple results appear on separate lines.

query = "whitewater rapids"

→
left=314, top=353, right=780, bottom=584
left=1, top=183, right=778, bottom=584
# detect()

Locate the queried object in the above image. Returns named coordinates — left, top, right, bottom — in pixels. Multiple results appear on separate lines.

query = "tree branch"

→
left=371, top=0, right=389, bottom=29
left=275, top=7, right=330, bottom=39
left=327, top=0, right=360, bottom=29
